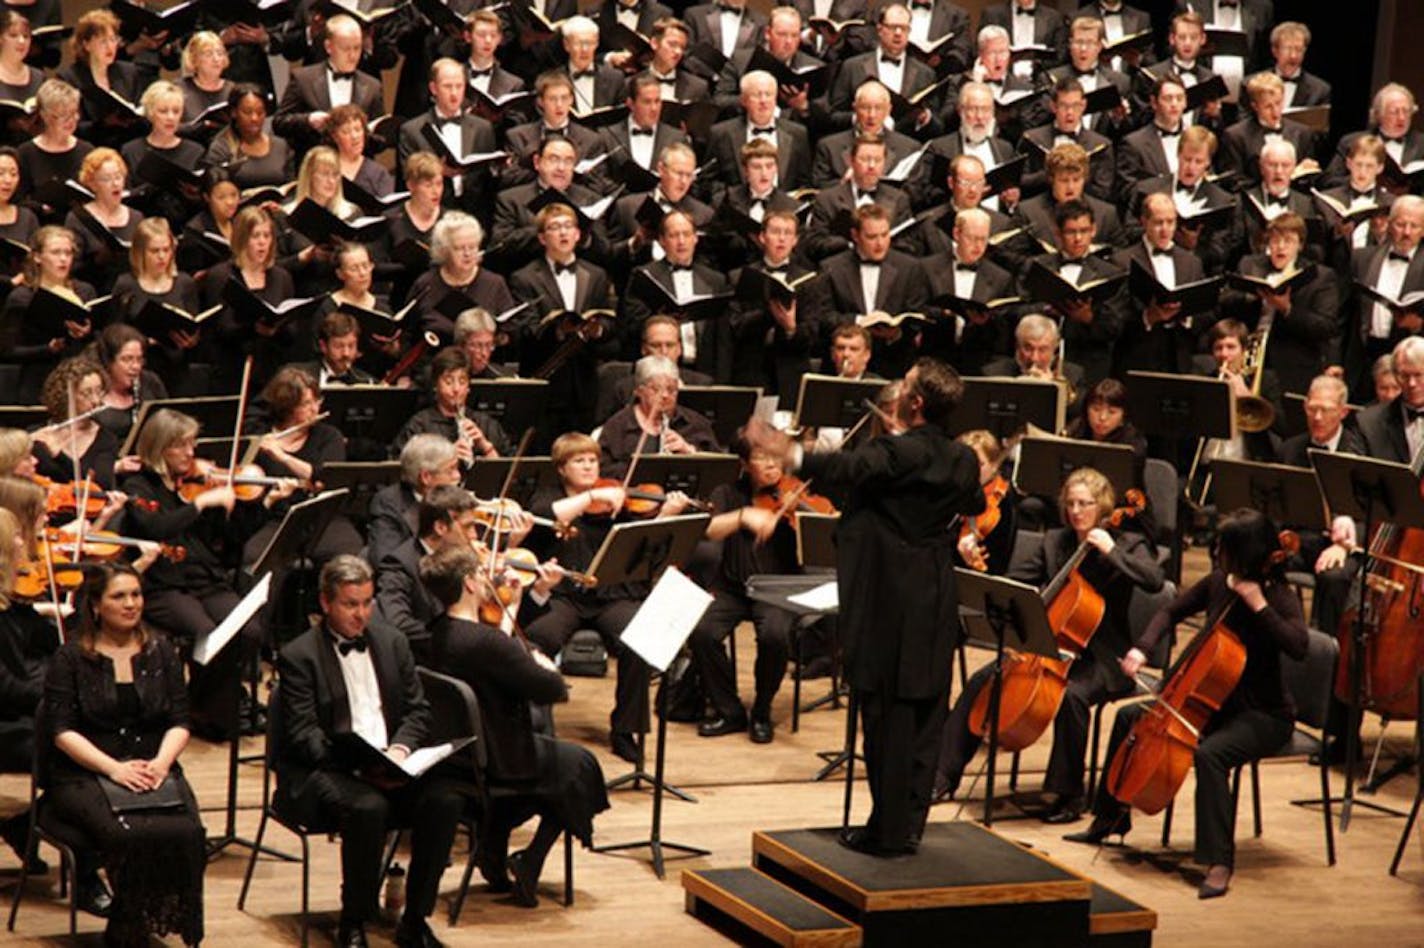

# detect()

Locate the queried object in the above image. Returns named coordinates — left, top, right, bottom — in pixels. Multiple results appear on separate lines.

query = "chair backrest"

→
left=593, top=360, right=633, bottom=422
left=1142, top=458, right=1179, bottom=536
left=416, top=667, right=487, bottom=772
left=1006, top=529, right=1045, bottom=578
left=1284, top=629, right=1339, bottom=730
left=1128, top=581, right=1178, bottom=668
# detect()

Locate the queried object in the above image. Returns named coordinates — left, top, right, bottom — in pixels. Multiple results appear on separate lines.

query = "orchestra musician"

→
left=365, top=434, right=462, bottom=567
left=597, top=355, right=721, bottom=479
left=30, top=355, right=125, bottom=492
left=1066, top=509, right=1309, bottom=901
left=393, top=347, right=510, bottom=463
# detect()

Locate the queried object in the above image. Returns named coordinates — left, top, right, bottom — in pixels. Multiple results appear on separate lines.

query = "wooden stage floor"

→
left=1, top=547, right=1421, bottom=946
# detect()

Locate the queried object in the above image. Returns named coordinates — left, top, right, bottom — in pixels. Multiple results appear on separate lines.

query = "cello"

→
left=967, top=489, right=1145, bottom=752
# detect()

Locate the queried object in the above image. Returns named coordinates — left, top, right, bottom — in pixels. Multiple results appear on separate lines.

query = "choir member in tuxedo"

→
left=17, top=80, right=94, bottom=226
left=705, top=70, right=814, bottom=193
left=1317, top=135, right=1391, bottom=276
left=1016, top=143, right=1127, bottom=251
left=599, top=315, right=713, bottom=420
left=927, top=83, right=1019, bottom=214
left=1176, top=0, right=1271, bottom=73
left=462, top=10, right=528, bottom=126
left=628, top=18, right=710, bottom=104
left=1020, top=78, right=1115, bottom=205
left=420, top=543, right=609, bottom=907
left=883, top=0, right=971, bottom=75
left=820, top=203, right=928, bottom=378
left=1238, top=139, right=1322, bottom=262
left=981, top=0, right=1067, bottom=75
left=688, top=433, right=805, bottom=743
left=1118, top=74, right=1189, bottom=201
left=327, top=105, right=395, bottom=198
left=1221, top=73, right=1321, bottom=191
left=919, top=153, right=1028, bottom=273
left=1250, top=21, right=1331, bottom=111
left=1221, top=212, right=1341, bottom=396
left=1323, top=84, right=1422, bottom=191
left=1019, top=199, right=1128, bottom=385
left=981, top=313, right=1087, bottom=390
left=599, top=74, right=691, bottom=191
left=0, top=226, right=98, bottom=405
left=710, top=139, right=803, bottom=270
left=943, top=26, right=1038, bottom=141
left=394, top=347, right=510, bottom=462
left=525, top=431, right=692, bottom=762
left=805, top=135, right=918, bottom=261
left=1066, top=509, right=1307, bottom=901
left=374, top=485, right=479, bottom=663
left=366, top=435, right=462, bottom=567
left=59, top=11, right=144, bottom=150
left=713, top=7, right=829, bottom=129
left=504, top=72, right=608, bottom=190
left=621, top=209, right=735, bottom=381
left=1348, top=196, right=1424, bottom=396
left=598, top=0, right=674, bottom=63
left=490, top=137, right=610, bottom=275
left=921, top=207, right=1016, bottom=376
left=1126, top=126, right=1243, bottom=278
left=828, top=4, right=939, bottom=136
left=122, top=81, right=205, bottom=230
left=685, top=0, right=766, bottom=63
left=1113, top=193, right=1209, bottom=377
left=275, top=555, right=463, bottom=948
left=395, top=58, right=499, bottom=215
left=1131, top=11, right=1224, bottom=128
left=729, top=209, right=827, bottom=399
left=598, top=354, right=721, bottom=476
left=509, top=203, right=617, bottom=437
left=606, top=142, right=714, bottom=279
left=409, top=212, right=516, bottom=346
left=813, top=80, right=929, bottom=205
left=274, top=15, right=385, bottom=158
left=559, top=16, right=627, bottom=118
left=1039, top=17, right=1133, bottom=139
left=935, top=467, right=1163, bottom=816
left=1077, top=1, right=1154, bottom=72
left=1356, top=328, right=1424, bottom=466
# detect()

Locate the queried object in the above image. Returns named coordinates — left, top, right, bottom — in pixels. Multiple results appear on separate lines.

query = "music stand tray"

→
left=792, top=374, right=885, bottom=429
left=1211, top=458, right=1327, bottom=531
left=623, top=454, right=741, bottom=500
left=1015, top=433, right=1136, bottom=500
left=121, top=395, right=240, bottom=456
left=467, top=378, right=549, bottom=441
left=1126, top=371, right=1234, bottom=442
left=949, top=377, right=1063, bottom=439
left=320, top=462, right=402, bottom=519
left=795, top=512, right=840, bottom=570
left=249, top=489, right=349, bottom=578
left=0, top=405, right=46, bottom=430
left=320, top=385, right=421, bottom=444
left=678, top=385, right=761, bottom=447
left=463, top=456, right=559, bottom=506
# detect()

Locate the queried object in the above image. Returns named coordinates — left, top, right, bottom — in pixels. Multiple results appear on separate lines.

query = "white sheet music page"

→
left=620, top=566, right=712, bottom=672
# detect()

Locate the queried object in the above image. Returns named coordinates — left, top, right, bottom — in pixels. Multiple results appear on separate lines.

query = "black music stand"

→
left=121, top=395, right=240, bottom=455
left=678, top=385, right=761, bottom=447
left=948, top=377, right=1063, bottom=439
left=624, top=454, right=741, bottom=499
left=1311, top=450, right=1424, bottom=828
left=1210, top=459, right=1328, bottom=531
left=320, top=385, right=420, bottom=445
left=1126, top=371, right=1234, bottom=447
left=319, top=462, right=402, bottom=522
left=463, top=456, right=559, bottom=508
left=467, top=378, right=549, bottom=440
left=792, top=374, right=885, bottom=430
left=0, top=405, right=46, bottom=430
left=1015, top=435, right=1137, bottom=501
left=588, top=515, right=713, bottom=879
left=954, top=568, right=1060, bottom=827
left=786, top=515, right=848, bottom=727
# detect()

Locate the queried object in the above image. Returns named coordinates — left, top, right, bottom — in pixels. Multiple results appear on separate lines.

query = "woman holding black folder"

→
left=43, top=563, right=205, bottom=947
left=16, top=80, right=94, bottom=225
left=326, top=103, right=395, bottom=199
left=177, top=165, right=236, bottom=279
left=0, top=147, right=39, bottom=270
left=271, top=145, right=357, bottom=292
left=176, top=32, right=232, bottom=143
left=201, top=83, right=293, bottom=192
left=112, top=218, right=204, bottom=393
left=375, top=150, right=441, bottom=303
left=57, top=10, right=144, bottom=150
left=0, top=225, right=97, bottom=403
left=64, top=147, right=145, bottom=289
left=0, top=14, right=42, bottom=145
left=202, top=205, right=297, bottom=391
left=408, top=210, right=516, bottom=346
left=121, top=80, right=205, bottom=229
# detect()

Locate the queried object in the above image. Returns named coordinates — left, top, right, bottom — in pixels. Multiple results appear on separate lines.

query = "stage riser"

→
left=1091, top=932, right=1153, bottom=948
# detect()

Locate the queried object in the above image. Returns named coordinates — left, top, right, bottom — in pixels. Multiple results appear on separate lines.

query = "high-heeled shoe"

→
left=1063, top=812, right=1130, bottom=845
left=1198, top=864, right=1231, bottom=899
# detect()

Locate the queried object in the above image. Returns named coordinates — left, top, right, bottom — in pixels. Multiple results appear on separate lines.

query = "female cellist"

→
left=1067, top=508, right=1308, bottom=901
left=933, top=467, right=1163, bottom=819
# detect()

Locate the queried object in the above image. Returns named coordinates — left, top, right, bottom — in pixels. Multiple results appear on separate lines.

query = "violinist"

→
left=0, top=428, right=37, bottom=478
left=686, top=432, right=809, bottom=745
left=120, top=408, right=289, bottom=737
left=30, top=356, right=124, bottom=492
left=89, top=322, right=169, bottom=447
left=934, top=467, right=1163, bottom=821
left=1066, top=509, right=1309, bottom=901
left=393, top=347, right=510, bottom=464
left=596, top=355, right=721, bottom=480
left=524, top=432, right=690, bottom=763
left=953, top=430, right=1016, bottom=575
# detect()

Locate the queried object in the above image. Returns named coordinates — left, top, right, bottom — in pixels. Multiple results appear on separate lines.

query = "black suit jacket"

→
left=981, top=2, right=1068, bottom=69
left=566, top=64, right=628, bottom=112
left=595, top=0, right=674, bottom=49
left=1220, top=116, right=1319, bottom=189
left=1175, top=0, right=1271, bottom=71
left=374, top=538, right=441, bottom=664
left=274, top=62, right=385, bottom=154
left=1117, top=123, right=1181, bottom=199
left=1346, top=243, right=1424, bottom=391
left=685, top=2, right=767, bottom=59
left=621, top=258, right=734, bottom=380
left=1355, top=397, right=1416, bottom=465
left=606, top=190, right=715, bottom=274
left=631, top=66, right=711, bottom=107
left=1126, top=175, right=1243, bottom=275
left=1324, top=129, right=1424, bottom=190
left=490, top=181, right=610, bottom=273
left=1239, top=187, right=1322, bottom=260
left=821, top=249, right=929, bottom=379
left=705, top=116, right=813, bottom=192
left=708, top=185, right=804, bottom=269
left=1015, top=192, right=1127, bottom=250
left=1221, top=252, right=1341, bottom=396
left=366, top=482, right=419, bottom=568
left=395, top=109, right=499, bottom=205
left=921, top=253, right=1017, bottom=375
left=813, top=126, right=929, bottom=204
left=1112, top=241, right=1209, bottom=376
left=805, top=181, right=919, bottom=260
left=501, top=121, right=608, bottom=188
left=1017, top=251, right=1129, bottom=384
left=1245, top=68, right=1332, bottom=110
left=1019, top=125, right=1116, bottom=204
left=828, top=49, right=941, bottom=129
left=599, top=121, right=690, bottom=183
left=728, top=260, right=830, bottom=398
left=1278, top=427, right=1367, bottom=469
left=1041, top=62, right=1134, bottom=137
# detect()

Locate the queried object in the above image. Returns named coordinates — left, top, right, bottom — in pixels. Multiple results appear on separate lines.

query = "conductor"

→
left=746, top=357, right=985, bottom=857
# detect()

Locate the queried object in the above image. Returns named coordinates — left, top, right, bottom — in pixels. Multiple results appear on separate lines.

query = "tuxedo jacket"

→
left=713, top=46, right=830, bottom=116
left=828, top=49, right=941, bottom=126
left=684, top=2, right=767, bottom=59
left=820, top=247, right=929, bottom=323
left=1220, top=251, right=1341, bottom=396
left=1220, top=116, right=1320, bottom=189
left=1246, top=68, right=1332, bottom=110
left=705, top=116, right=813, bottom=192
left=620, top=258, right=735, bottom=380
left=1238, top=187, right=1322, bottom=261
left=1019, top=125, right=1116, bottom=204
left=366, top=482, right=419, bottom=568
left=374, top=537, right=441, bottom=664
left=1323, top=129, right=1424, bottom=190
left=1175, top=0, right=1272, bottom=71
left=918, top=202, right=1026, bottom=273
left=921, top=253, right=1018, bottom=375
left=565, top=64, right=628, bottom=112
left=708, top=185, right=805, bottom=269
left=606, top=190, right=715, bottom=275
left=274, top=619, right=431, bottom=795
left=981, top=2, right=1068, bottom=69
left=1116, top=123, right=1183, bottom=199
left=804, top=180, right=919, bottom=260
left=1017, top=251, right=1129, bottom=384
left=465, top=63, right=532, bottom=129
left=598, top=120, right=691, bottom=184
left=813, top=126, right=929, bottom=204
left=1278, top=427, right=1367, bottom=469
left=395, top=110, right=499, bottom=190
left=595, top=0, right=674, bottom=48
left=629, top=67, right=711, bottom=106
left=924, top=131, right=1017, bottom=207
left=1041, top=63, right=1134, bottom=137
left=1111, top=241, right=1209, bottom=376
left=1015, top=192, right=1127, bottom=250
left=1346, top=244, right=1424, bottom=386
left=272, top=60, right=384, bottom=154
left=490, top=181, right=611, bottom=273
left=501, top=121, right=608, bottom=188
left=1127, top=174, right=1244, bottom=274
left=728, top=260, right=830, bottom=397
left=1354, top=398, right=1416, bottom=465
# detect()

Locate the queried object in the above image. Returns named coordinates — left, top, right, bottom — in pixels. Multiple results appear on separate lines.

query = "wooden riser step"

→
left=1089, top=881, right=1157, bottom=947
left=683, top=867, right=863, bottom=948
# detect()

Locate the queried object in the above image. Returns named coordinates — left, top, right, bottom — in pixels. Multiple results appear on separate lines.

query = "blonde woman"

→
left=203, top=205, right=300, bottom=388
left=0, top=226, right=97, bottom=402
left=16, top=80, right=93, bottom=224
left=122, top=80, right=205, bottom=227
left=177, top=30, right=232, bottom=142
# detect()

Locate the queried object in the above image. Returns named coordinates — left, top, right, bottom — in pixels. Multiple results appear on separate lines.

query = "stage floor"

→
left=1, top=546, right=1421, bottom=946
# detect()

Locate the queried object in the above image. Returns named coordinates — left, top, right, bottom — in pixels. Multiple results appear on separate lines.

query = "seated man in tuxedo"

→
left=805, top=134, right=919, bottom=261
left=599, top=73, right=691, bottom=189
left=1249, top=21, right=1331, bottom=111
left=982, top=312, right=1086, bottom=389
left=1018, top=198, right=1128, bottom=384
left=296, top=310, right=378, bottom=388
left=275, top=14, right=386, bottom=158
left=921, top=207, right=1018, bottom=376
left=1113, top=192, right=1210, bottom=377
left=709, top=138, right=803, bottom=270
left=1324, top=83, right=1422, bottom=190
left=597, top=354, right=722, bottom=474
left=1126, top=125, right=1243, bottom=277
left=375, top=485, right=481, bottom=663
left=1015, top=143, right=1125, bottom=253
left=1221, top=72, right=1321, bottom=191
left=820, top=203, right=929, bottom=378
left=1189, top=318, right=1282, bottom=474
left=395, top=57, right=499, bottom=213
left=366, top=435, right=463, bottom=566
left=1238, top=139, right=1323, bottom=261
left=705, top=70, right=814, bottom=193
left=490, top=137, right=611, bottom=275
left=813, top=80, right=929, bottom=205
left=607, top=141, right=714, bottom=279
left=276, top=555, right=463, bottom=948
left=1347, top=195, right=1424, bottom=396
left=503, top=71, right=609, bottom=189
left=559, top=16, right=627, bottom=117
left=828, top=3, right=939, bottom=137
left=599, top=315, right=713, bottom=420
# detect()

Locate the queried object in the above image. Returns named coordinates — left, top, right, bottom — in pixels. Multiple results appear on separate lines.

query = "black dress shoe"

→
left=1198, top=864, right=1231, bottom=899
left=1063, top=813, right=1130, bottom=845
left=748, top=717, right=773, bottom=744
left=795, top=656, right=835, bottom=680
left=837, top=827, right=881, bottom=855
left=77, top=877, right=113, bottom=918
left=1041, top=799, right=1085, bottom=824
left=508, top=850, right=539, bottom=908
left=395, top=916, right=445, bottom=948
left=477, top=847, right=512, bottom=894
left=610, top=731, right=640, bottom=763
left=336, top=922, right=368, bottom=948
left=697, top=714, right=748, bottom=738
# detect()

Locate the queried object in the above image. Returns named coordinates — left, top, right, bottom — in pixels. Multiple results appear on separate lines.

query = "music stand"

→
left=467, top=378, right=549, bottom=440
left=121, top=395, right=240, bottom=455
left=624, top=454, right=741, bottom=499
left=1210, top=459, right=1328, bottom=531
left=795, top=513, right=839, bottom=570
left=948, top=377, right=1063, bottom=438
left=954, top=569, right=1060, bottom=826
left=792, top=374, right=885, bottom=430
left=1126, top=371, right=1234, bottom=442
left=319, top=462, right=402, bottom=521
left=678, top=385, right=761, bottom=447
left=0, top=405, right=45, bottom=430
left=463, top=456, right=559, bottom=508
left=1015, top=434, right=1136, bottom=501
left=588, top=517, right=713, bottom=879
left=1311, top=450, right=1424, bottom=828
left=319, top=385, right=421, bottom=445
left=194, top=435, right=261, bottom=466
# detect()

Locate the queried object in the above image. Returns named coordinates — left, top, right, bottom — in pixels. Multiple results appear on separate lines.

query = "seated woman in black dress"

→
left=177, top=164, right=237, bottom=281
left=0, top=13, right=43, bottom=145
left=953, top=429, right=1018, bottom=575
left=1066, top=508, right=1309, bottom=900
left=57, top=10, right=144, bottom=150
left=0, top=225, right=98, bottom=404
left=43, top=562, right=205, bottom=946
left=393, top=347, right=509, bottom=463
left=88, top=321, right=170, bottom=448
left=327, top=103, right=394, bottom=199
left=421, top=543, right=609, bottom=907
left=64, top=147, right=145, bottom=291
left=0, top=147, right=40, bottom=276
left=121, top=79, right=206, bottom=229
left=30, top=355, right=124, bottom=491
left=202, top=205, right=300, bottom=391
left=409, top=210, right=515, bottom=345
left=17, top=79, right=94, bottom=225
left=176, top=31, right=232, bottom=145
left=202, top=83, right=293, bottom=193
left=112, top=218, right=202, bottom=395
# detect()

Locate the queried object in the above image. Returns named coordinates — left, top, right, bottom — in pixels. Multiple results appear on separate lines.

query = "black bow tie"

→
left=619, top=0, right=642, bottom=10
left=1150, top=247, right=1173, bottom=257
left=669, top=262, right=694, bottom=273
left=571, top=69, right=596, bottom=80
left=1265, top=194, right=1289, bottom=207
left=764, top=262, right=789, bottom=273
left=335, top=635, right=368, bottom=655
left=330, top=70, right=355, bottom=82
left=911, top=0, right=932, bottom=8
left=880, top=55, right=902, bottom=67
left=1406, top=406, right=1424, bottom=423
left=856, top=188, right=877, bottom=200
left=1176, top=181, right=1196, bottom=194
left=1015, top=6, right=1036, bottom=15
left=1350, top=188, right=1375, bottom=201
left=750, top=124, right=776, bottom=135
left=1383, top=134, right=1406, bottom=145
left=1389, top=250, right=1412, bottom=263
left=434, top=114, right=462, bottom=129
left=859, top=258, right=881, bottom=268
left=656, top=74, right=676, bottom=84
left=630, top=125, right=654, bottom=136
left=1218, top=0, right=1238, bottom=8
left=469, top=66, right=493, bottom=78
left=1075, top=68, right=1097, bottom=79
left=716, top=2, right=741, bottom=12
left=1276, top=70, right=1299, bottom=82
left=543, top=125, right=568, bottom=138
left=1158, top=125, right=1182, bottom=137
left=552, top=261, right=576, bottom=275
left=955, top=261, right=978, bottom=271
left=1310, top=441, right=1332, bottom=450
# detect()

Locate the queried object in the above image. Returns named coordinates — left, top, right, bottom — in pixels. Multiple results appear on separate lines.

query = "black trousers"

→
left=282, top=771, right=464, bottom=925
left=143, top=586, right=260, bottom=735
left=1092, top=703, right=1293, bottom=867
left=859, top=688, right=948, bottom=850
left=525, top=596, right=648, bottom=734
left=687, top=591, right=794, bottom=720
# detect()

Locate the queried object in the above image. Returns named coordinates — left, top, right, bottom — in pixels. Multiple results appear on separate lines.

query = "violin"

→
left=471, top=544, right=596, bottom=628
left=34, top=475, right=158, bottom=518
left=584, top=478, right=712, bottom=517
left=472, top=497, right=577, bottom=541
left=13, top=538, right=86, bottom=600
left=176, top=461, right=305, bottom=503
left=960, top=474, right=1010, bottom=572
left=43, top=529, right=185, bottom=564
left=752, top=475, right=837, bottom=525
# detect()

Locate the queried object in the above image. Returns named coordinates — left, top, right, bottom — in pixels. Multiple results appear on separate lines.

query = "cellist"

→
left=1066, top=509, right=1309, bottom=900
left=933, top=467, right=1163, bottom=820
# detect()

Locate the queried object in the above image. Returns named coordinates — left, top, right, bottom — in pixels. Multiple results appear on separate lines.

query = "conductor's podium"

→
left=682, top=822, right=1156, bottom=947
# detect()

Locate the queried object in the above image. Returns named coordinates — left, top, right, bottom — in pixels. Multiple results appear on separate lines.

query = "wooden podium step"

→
left=1089, top=881, right=1157, bottom=947
left=750, top=822, right=1095, bottom=947
left=682, top=867, right=863, bottom=947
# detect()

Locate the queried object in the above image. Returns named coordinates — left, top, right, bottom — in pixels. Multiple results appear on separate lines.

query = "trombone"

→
left=1184, top=319, right=1276, bottom=508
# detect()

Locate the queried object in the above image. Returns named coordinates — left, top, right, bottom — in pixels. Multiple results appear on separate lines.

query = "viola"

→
left=584, top=478, right=713, bottom=518
left=472, top=545, right=596, bottom=628
left=967, top=489, right=1146, bottom=752
left=960, top=474, right=1010, bottom=572
left=176, top=461, right=305, bottom=503
left=752, top=475, right=837, bottom=525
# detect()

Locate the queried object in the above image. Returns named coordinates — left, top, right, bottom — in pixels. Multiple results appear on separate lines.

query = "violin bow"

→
left=65, top=383, right=85, bottom=562
left=227, top=357, right=255, bottom=504
left=622, top=424, right=651, bottom=489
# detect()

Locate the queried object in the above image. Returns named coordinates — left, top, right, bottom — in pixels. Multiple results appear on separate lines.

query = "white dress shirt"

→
left=876, top=51, right=906, bottom=93
left=332, top=634, right=389, bottom=750
left=326, top=68, right=354, bottom=109
left=1371, top=247, right=1413, bottom=339
left=858, top=259, right=882, bottom=312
